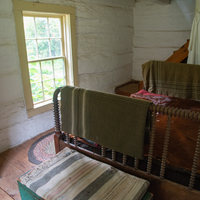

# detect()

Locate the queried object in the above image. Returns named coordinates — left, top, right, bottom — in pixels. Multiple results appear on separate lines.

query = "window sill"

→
left=27, top=102, right=53, bottom=118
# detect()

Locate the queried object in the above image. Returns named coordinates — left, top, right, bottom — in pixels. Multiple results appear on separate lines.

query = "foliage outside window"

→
left=23, top=15, right=66, bottom=104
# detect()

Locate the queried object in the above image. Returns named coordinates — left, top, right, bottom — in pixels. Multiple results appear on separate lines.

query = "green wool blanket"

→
left=142, top=60, right=200, bottom=100
left=61, top=86, right=151, bottom=159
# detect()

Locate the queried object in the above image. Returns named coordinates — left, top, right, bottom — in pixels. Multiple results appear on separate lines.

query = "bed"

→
left=17, top=60, right=200, bottom=199
left=52, top=61, right=200, bottom=198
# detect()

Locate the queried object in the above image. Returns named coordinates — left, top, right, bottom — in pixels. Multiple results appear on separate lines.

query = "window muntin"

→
left=23, top=15, right=66, bottom=105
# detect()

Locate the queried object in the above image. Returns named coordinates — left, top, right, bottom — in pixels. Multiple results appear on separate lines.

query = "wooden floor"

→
left=0, top=128, right=54, bottom=200
left=1, top=128, right=200, bottom=200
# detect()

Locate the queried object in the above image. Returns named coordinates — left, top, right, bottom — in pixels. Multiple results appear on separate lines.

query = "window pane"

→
left=26, top=40, right=37, bottom=60
left=29, top=62, right=40, bottom=83
left=54, top=59, right=64, bottom=77
left=49, top=18, right=61, bottom=38
left=35, top=17, right=48, bottom=38
left=41, top=60, right=53, bottom=80
left=50, top=39, right=62, bottom=57
left=55, top=78, right=65, bottom=89
left=23, top=17, right=35, bottom=39
left=31, top=82, right=43, bottom=103
left=43, top=80, right=54, bottom=100
left=37, top=40, right=50, bottom=59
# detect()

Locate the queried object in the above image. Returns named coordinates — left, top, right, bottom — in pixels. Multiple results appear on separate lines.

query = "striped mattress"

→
left=19, top=147, right=150, bottom=200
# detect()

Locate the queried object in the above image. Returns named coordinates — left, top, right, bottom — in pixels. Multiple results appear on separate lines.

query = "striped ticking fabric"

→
left=20, top=148, right=149, bottom=200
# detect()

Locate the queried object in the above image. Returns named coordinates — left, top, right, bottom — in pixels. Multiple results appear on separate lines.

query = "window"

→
left=13, top=0, right=78, bottom=117
left=23, top=14, right=66, bottom=105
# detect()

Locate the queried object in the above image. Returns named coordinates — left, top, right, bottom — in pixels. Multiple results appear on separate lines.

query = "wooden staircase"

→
left=165, top=39, right=189, bottom=63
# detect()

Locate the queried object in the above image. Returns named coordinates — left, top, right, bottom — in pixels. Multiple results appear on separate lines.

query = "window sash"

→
left=29, top=57, right=66, bottom=104
left=23, top=15, right=64, bottom=59
left=23, top=14, right=66, bottom=105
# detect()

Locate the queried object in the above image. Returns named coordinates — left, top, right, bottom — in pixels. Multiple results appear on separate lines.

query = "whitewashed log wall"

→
left=132, top=0, right=196, bottom=80
left=0, top=0, right=134, bottom=152
left=0, top=0, right=196, bottom=152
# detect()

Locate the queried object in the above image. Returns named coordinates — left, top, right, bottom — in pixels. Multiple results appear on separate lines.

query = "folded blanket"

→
left=61, top=86, right=151, bottom=159
left=142, top=60, right=200, bottom=100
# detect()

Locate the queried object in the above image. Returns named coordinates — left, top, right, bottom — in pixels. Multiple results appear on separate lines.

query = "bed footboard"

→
left=53, top=88, right=200, bottom=199
left=147, top=105, right=200, bottom=189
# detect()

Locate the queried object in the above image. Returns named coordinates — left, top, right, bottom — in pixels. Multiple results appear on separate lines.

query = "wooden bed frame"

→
left=53, top=87, right=200, bottom=199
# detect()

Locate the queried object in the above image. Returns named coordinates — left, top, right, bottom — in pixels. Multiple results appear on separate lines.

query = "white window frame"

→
left=13, top=0, right=78, bottom=118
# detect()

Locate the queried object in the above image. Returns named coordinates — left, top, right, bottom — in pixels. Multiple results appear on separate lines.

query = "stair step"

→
left=166, top=40, right=189, bottom=63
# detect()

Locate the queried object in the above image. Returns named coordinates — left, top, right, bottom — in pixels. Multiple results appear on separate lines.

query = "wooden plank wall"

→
left=132, top=0, right=196, bottom=81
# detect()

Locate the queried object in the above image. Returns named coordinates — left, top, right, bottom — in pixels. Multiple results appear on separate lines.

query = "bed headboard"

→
left=142, top=60, right=200, bottom=100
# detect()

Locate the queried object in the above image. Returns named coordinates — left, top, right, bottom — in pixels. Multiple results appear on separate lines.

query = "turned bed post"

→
left=160, top=114, right=172, bottom=179
left=53, top=87, right=63, bottom=154
left=147, top=111, right=156, bottom=175
left=189, top=126, right=200, bottom=189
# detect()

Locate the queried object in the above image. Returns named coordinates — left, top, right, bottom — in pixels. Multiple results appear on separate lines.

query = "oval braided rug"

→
left=28, top=132, right=56, bottom=165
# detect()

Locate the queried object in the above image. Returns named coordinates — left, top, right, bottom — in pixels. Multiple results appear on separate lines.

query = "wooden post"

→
left=53, top=87, right=62, bottom=154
